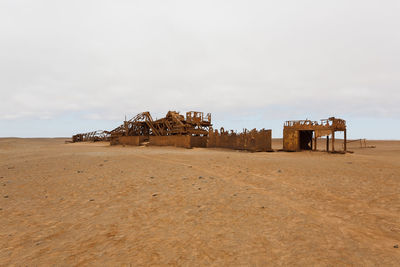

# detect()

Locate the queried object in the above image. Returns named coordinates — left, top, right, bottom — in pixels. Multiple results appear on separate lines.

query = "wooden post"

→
left=326, top=136, right=329, bottom=152
left=332, top=131, right=335, bottom=152
left=314, top=132, right=317, bottom=151
left=344, top=130, right=347, bottom=152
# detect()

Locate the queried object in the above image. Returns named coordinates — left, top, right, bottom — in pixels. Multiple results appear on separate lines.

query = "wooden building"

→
left=283, top=117, right=347, bottom=152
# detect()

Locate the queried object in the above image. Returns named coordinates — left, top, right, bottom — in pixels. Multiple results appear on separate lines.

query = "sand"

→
left=0, top=138, right=399, bottom=266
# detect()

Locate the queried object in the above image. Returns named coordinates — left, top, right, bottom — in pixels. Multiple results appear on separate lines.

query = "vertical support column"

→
left=326, top=136, right=329, bottom=152
left=332, top=131, right=335, bottom=152
left=314, top=132, right=317, bottom=151
left=344, top=129, right=347, bottom=152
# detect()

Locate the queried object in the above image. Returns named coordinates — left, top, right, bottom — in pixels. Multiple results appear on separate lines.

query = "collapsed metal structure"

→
left=72, top=130, right=110, bottom=143
left=72, top=110, right=272, bottom=152
left=283, top=117, right=347, bottom=152
left=109, top=111, right=211, bottom=138
left=73, top=111, right=211, bottom=143
left=72, top=112, right=348, bottom=153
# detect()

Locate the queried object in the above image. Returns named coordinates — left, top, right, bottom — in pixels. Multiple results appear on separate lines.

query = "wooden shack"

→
left=283, top=117, right=347, bottom=152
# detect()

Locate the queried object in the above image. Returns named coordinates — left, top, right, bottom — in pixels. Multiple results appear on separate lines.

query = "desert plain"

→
left=0, top=138, right=399, bottom=266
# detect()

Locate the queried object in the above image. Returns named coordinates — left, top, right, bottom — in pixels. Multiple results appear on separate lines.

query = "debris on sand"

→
left=152, top=193, right=158, bottom=197
left=394, top=244, right=399, bottom=248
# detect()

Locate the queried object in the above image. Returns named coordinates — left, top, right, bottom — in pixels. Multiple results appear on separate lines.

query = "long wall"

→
left=190, top=136, right=208, bottom=148
left=149, top=135, right=191, bottom=149
left=111, top=136, right=147, bottom=146
left=148, top=135, right=208, bottom=149
left=207, top=129, right=272, bottom=152
left=118, top=136, right=141, bottom=146
left=111, top=131, right=271, bottom=152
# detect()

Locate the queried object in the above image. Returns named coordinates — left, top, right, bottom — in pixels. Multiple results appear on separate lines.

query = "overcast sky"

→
left=1, top=0, right=399, bottom=138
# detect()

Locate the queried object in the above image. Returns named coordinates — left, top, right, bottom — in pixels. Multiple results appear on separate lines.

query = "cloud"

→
left=0, top=0, right=399, bottom=132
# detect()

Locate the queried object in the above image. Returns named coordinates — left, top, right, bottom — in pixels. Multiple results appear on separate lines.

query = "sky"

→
left=0, top=0, right=399, bottom=139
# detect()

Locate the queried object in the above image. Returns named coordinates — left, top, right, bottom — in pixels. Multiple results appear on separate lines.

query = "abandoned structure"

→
left=72, top=130, right=110, bottom=143
left=283, top=117, right=347, bottom=152
left=109, top=111, right=211, bottom=137
left=72, top=110, right=272, bottom=152
left=72, top=112, right=348, bottom=153
left=107, top=111, right=212, bottom=147
left=208, top=128, right=272, bottom=152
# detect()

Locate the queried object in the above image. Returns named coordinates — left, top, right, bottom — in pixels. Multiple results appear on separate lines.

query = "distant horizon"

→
left=1, top=1, right=399, bottom=139
left=2, top=137, right=400, bottom=141
left=1, top=114, right=399, bottom=139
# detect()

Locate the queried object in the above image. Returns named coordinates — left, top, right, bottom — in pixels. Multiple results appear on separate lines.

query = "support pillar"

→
left=326, top=136, right=329, bottom=152
left=314, top=132, right=317, bottom=151
left=344, top=129, right=347, bottom=152
left=332, top=131, right=335, bottom=152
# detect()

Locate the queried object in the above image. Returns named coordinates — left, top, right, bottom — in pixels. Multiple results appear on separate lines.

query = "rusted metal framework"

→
left=152, top=111, right=211, bottom=136
left=208, top=127, right=272, bottom=152
left=283, top=117, right=347, bottom=152
left=71, top=112, right=348, bottom=154
left=72, top=130, right=110, bottom=142
left=109, top=112, right=158, bottom=137
left=73, top=110, right=212, bottom=144
left=110, top=110, right=212, bottom=138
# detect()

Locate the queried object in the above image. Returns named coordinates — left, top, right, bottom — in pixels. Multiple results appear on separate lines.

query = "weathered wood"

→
left=283, top=117, right=346, bottom=153
left=327, top=136, right=329, bottom=152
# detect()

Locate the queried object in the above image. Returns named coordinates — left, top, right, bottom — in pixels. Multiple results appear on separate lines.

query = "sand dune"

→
left=0, top=138, right=399, bottom=265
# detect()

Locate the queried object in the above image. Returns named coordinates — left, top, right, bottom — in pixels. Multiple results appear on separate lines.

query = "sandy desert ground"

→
left=0, top=138, right=399, bottom=266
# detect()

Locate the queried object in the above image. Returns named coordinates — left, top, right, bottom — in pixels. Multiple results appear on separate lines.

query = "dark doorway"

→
left=299, top=130, right=313, bottom=150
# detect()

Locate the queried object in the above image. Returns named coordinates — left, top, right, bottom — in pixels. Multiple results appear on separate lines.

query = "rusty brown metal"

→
left=106, top=110, right=212, bottom=145
left=151, top=111, right=212, bottom=136
left=207, top=128, right=272, bottom=152
left=71, top=110, right=276, bottom=152
left=73, top=110, right=213, bottom=145
left=72, top=130, right=110, bottom=143
left=283, top=117, right=347, bottom=152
